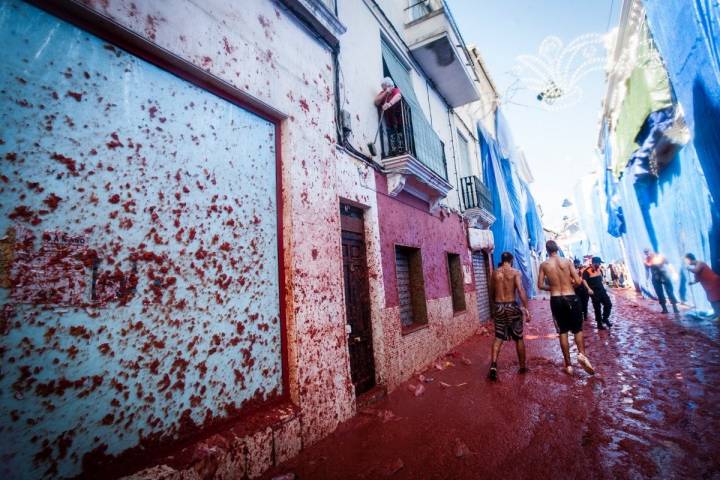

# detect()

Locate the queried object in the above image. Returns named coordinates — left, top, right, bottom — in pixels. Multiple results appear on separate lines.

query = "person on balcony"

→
left=374, top=77, right=403, bottom=156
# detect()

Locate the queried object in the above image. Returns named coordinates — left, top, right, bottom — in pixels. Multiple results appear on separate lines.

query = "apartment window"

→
left=457, top=131, right=472, bottom=178
left=447, top=253, right=466, bottom=312
left=395, top=246, right=428, bottom=331
left=408, top=0, right=439, bottom=22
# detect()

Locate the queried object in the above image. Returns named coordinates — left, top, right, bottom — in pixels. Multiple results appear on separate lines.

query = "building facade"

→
left=0, top=1, right=518, bottom=479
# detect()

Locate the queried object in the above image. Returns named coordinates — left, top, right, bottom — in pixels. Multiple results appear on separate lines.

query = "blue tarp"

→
left=643, top=0, right=720, bottom=272
left=602, top=122, right=627, bottom=238
left=479, top=110, right=543, bottom=297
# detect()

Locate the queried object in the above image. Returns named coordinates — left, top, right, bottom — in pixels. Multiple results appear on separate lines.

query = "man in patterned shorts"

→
left=487, top=252, right=531, bottom=381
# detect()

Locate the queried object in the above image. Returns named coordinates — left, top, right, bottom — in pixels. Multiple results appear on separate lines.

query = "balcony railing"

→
left=460, top=175, right=494, bottom=213
left=407, top=0, right=442, bottom=23
left=379, top=97, right=448, bottom=180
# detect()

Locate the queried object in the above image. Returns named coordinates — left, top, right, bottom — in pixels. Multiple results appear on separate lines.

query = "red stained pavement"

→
left=263, top=290, right=720, bottom=479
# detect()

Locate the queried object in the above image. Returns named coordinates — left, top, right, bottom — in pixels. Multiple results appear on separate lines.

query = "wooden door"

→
left=340, top=204, right=375, bottom=395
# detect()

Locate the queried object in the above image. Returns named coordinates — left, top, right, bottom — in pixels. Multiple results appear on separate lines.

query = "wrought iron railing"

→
left=380, top=97, right=416, bottom=160
left=379, top=97, right=448, bottom=180
left=460, top=175, right=494, bottom=213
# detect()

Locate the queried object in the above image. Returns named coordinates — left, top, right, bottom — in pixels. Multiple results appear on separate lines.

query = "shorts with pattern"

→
left=494, top=302, right=523, bottom=341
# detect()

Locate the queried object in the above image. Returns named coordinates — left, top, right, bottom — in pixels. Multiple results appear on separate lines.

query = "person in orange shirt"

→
left=685, top=253, right=720, bottom=318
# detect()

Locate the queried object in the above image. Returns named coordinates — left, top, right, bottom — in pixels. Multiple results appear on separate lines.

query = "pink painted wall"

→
left=374, top=173, right=473, bottom=309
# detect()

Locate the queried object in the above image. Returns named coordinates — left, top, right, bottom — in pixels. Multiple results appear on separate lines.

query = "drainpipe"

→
left=446, top=108, right=462, bottom=210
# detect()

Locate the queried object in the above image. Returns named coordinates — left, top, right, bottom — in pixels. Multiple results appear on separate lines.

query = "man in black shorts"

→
left=538, top=241, right=595, bottom=376
left=487, top=252, right=531, bottom=381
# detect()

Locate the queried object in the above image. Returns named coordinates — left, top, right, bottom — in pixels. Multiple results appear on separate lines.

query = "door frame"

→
left=29, top=0, right=291, bottom=410
left=339, top=201, right=377, bottom=395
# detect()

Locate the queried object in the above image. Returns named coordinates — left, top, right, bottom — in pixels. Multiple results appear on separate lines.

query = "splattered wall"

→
left=0, top=1, right=283, bottom=478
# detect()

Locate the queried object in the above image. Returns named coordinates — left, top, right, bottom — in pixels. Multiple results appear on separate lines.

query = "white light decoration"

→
left=512, top=33, right=608, bottom=111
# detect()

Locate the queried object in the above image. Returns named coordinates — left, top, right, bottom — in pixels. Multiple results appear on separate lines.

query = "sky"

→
left=447, top=0, right=621, bottom=230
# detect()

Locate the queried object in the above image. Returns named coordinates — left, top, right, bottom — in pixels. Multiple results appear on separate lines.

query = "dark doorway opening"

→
left=340, top=203, right=376, bottom=396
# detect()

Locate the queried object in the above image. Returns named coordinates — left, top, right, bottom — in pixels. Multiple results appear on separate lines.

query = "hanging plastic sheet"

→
left=524, top=184, right=545, bottom=253
left=601, top=123, right=627, bottom=238
left=573, top=174, right=624, bottom=263
left=618, top=142, right=714, bottom=311
left=643, top=0, right=720, bottom=272
left=612, top=22, right=673, bottom=177
left=626, top=107, right=674, bottom=180
left=479, top=116, right=536, bottom=296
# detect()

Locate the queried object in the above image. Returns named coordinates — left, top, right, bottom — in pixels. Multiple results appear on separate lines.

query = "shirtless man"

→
left=537, top=240, right=595, bottom=376
left=487, top=252, right=531, bottom=381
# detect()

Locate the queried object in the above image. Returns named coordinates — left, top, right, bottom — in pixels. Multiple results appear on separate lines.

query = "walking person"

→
left=537, top=241, right=595, bottom=376
left=644, top=248, right=680, bottom=313
left=583, top=257, right=613, bottom=330
left=573, top=259, right=590, bottom=322
left=685, top=253, right=720, bottom=319
left=487, top=252, right=531, bottom=381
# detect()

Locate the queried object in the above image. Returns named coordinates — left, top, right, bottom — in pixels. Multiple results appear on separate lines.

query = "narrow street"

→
left=264, top=291, right=720, bottom=480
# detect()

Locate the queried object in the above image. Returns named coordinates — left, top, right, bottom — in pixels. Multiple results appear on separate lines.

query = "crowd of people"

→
left=486, top=240, right=720, bottom=381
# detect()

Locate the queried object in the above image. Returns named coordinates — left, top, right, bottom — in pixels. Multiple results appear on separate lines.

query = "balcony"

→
left=279, top=0, right=345, bottom=48
left=404, top=0, right=480, bottom=107
left=460, top=175, right=495, bottom=228
left=378, top=98, right=452, bottom=209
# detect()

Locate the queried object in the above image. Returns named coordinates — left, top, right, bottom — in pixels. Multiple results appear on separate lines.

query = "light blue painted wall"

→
left=0, top=1, right=282, bottom=477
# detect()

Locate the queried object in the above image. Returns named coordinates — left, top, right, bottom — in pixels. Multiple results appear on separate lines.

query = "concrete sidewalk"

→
left=263, top=290, right=720, bottom=480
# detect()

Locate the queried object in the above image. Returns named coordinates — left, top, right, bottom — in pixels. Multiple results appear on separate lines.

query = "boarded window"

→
left=447, top=253, right=466, bottom=312
left=395, top=245, right=428, bottom=330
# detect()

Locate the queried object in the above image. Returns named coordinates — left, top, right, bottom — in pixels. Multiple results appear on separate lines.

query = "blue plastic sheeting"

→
left=602, top=124, right=628, bottom=238
left=618, top=142, right=714, bottom=310
left=479, top=111, right=543, bottom=297
left=524, top=183, right=545, bottom=253
left=627, top=107, right=674, bottom=180
left=573, top=175, right=625, bottom=264
left=643, top=0, right=720, bottom=270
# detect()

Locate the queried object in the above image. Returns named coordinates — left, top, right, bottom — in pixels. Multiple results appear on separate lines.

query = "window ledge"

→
left=452, top=309, right=467, bottom=317
left=401, top=323, right=429, bottom=336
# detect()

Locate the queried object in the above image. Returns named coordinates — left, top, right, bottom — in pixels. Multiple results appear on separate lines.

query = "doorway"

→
left=340, top=203, right=376, bottom=395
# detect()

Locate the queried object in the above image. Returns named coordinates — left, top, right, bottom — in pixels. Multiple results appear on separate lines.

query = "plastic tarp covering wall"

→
left=618, top=142, right=714, bottom=311
left=643, top=0, right=720, bottom=203
left=612, top=22, right=673, bottom=177
left=0, top=2, right=282, bottom=477
left=643, top=0, right=720, bottom=271
left=573, top=175, right=624, bottom=263
left=524, top=184, right=545, bottom=253
left=479, top=112, right=539, bottom=297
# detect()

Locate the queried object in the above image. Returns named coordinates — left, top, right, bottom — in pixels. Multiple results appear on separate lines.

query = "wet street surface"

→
left=263, top=290, right=720, bottom=480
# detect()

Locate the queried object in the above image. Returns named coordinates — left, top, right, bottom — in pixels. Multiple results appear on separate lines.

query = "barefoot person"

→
left=538, top=241, right=595, bottom=376
left=487, top=252, right=531, bottom=381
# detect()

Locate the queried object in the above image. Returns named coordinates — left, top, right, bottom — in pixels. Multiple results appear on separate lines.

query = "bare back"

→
left=538, top=255, right=579, bottom=296
left=491, top=266, right=520, bottom=303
